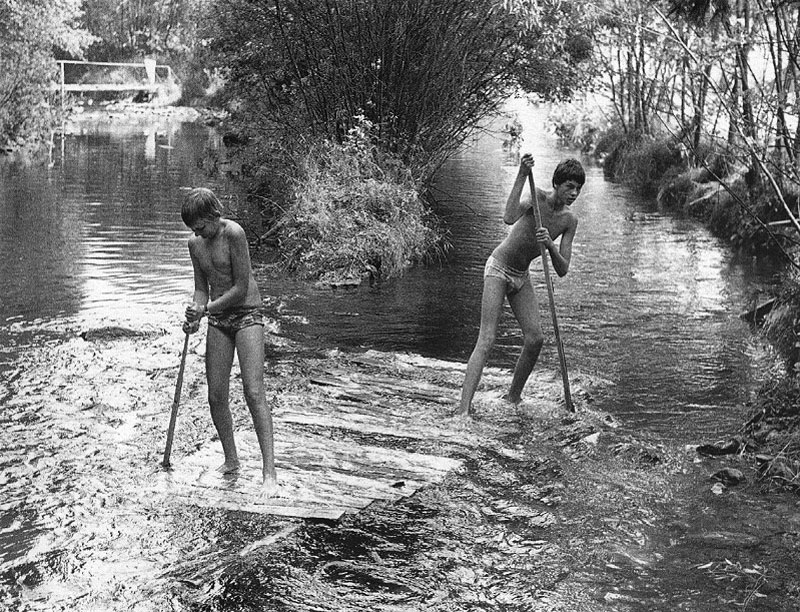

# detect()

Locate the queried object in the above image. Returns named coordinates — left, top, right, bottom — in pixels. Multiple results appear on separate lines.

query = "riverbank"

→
left=2, top=310, right=799, bottom=611
left=64, top=100, right=226, bottom=127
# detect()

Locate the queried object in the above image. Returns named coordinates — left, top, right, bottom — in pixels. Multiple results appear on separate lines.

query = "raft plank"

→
left=167, top=493, right=347, bottom=520
left=155, top=354, right=472, bottom=519
left=156, top=426, right=462, bottom=519
left=310, top=371, right=454, bottom=404
left=279, top=410, right=479, bottom=445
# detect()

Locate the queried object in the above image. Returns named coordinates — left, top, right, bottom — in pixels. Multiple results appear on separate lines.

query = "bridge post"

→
left=144, top=59, right=157, bottom=85
left=59, top=61, right=65, bottom=117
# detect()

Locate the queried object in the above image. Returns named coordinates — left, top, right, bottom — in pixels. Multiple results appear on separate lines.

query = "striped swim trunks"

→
left=208, top=306, right=264, bottom=339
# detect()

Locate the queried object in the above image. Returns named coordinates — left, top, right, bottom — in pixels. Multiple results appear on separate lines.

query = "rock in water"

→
left=710, top=467, right=746, bottom=487
left=80, top=326, right=150, bottom=341
left=696, top=439, right=743, bottom=457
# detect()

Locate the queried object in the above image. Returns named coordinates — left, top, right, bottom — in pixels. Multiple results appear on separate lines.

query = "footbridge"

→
left=53, top=59, right=173, bottom=99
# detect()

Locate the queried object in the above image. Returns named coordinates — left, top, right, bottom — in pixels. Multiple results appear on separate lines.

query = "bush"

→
left=656, top=169, right=695, bottom=213
left=270, top=117, right=446, bottom=285
left=761, top=269, right=800, bottom=371
left=606, top=134, right=683, bottom=197
left=0, top=46, right=58, bottom=145
left=209, top=0, right=594, bottom=179
left=1, top=0, right=93, bottom=146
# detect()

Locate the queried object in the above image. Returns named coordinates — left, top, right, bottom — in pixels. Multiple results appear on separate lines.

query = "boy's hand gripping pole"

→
left=527, top=171, right=575, bottom=412
left=162, top=332, right=190, bottom=467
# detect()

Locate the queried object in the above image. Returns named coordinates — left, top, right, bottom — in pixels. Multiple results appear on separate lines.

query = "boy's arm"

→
left=503, top=154, right=535, bottom=225
left=205, top=223, right=252, bottom=314
left=545, top=215, right=578, bottom=277
left=190, top=248, right=209, bottom=306
left=185, top=241, right=209, bottom=330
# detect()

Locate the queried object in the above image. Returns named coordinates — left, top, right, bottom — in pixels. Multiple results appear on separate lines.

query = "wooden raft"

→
left=152, top=352, right=471, bottom=520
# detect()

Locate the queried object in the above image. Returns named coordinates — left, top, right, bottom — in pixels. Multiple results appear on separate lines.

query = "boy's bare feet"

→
left=260, top=472, right=280, bottom=498
left=450, top=411, right=474, bottom=429
left=216, top=459, right=240, bottom=475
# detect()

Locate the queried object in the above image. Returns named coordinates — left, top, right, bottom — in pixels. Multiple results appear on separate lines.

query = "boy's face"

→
left=554, top=180, right=582, bottom=206
left=189, top=217, right=218, bottom=239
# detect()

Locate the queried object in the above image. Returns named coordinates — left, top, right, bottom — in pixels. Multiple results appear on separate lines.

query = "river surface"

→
left=0, top=100, right=781, bottom=440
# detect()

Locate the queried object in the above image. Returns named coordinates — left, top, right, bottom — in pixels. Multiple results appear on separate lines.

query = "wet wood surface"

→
left=151, top=351, right=475, bottom=520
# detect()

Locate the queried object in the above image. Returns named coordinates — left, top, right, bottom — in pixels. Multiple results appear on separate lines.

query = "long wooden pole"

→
left=162, top=332, right=190, bottom=467
left=527, top=172, right=574, bottom=412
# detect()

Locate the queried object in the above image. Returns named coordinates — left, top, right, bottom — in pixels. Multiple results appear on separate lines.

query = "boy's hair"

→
left=552, top=158, right=585, bottom=188
left=181, top=187, right=222, bottom=227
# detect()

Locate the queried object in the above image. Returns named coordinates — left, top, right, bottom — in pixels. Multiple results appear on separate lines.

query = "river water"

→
left=0, top=101, right=781, bottom=440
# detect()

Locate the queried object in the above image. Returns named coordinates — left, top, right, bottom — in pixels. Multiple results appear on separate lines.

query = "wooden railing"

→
left=53, top=59, right=173, bottom=99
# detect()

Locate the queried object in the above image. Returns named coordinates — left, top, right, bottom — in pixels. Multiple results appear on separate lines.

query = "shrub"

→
left=656, top=169, right=695, bottom=213
left=609, top=135, right=683, bottom=197
left=272, top=117, right=446, bottom=285
left=0, top=0, right=94, bottom=146
left=763, top=279, right=800, bottom=373
left=209, top=0, right=594, bottom=179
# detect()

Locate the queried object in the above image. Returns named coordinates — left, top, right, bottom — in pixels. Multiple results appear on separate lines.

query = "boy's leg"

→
left=506, top=279, right=544, bottom=403
left=457, top=277, right=507, bottom=416
left=206, top=326, right=239, bottom=473
left=235, top=324, right=277, bottom=491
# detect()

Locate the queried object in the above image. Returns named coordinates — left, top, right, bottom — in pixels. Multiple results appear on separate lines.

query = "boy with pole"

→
left=181, top=188, right=277, bottom=495
left=457, top=154, right=584, bottom=417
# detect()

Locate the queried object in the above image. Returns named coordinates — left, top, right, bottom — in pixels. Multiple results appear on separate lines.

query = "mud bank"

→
left=1, top=316, right=800, bottom=611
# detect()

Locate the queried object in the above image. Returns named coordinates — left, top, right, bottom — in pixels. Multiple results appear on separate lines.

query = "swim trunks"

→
left=484, top=255, right=530, bottom=295
left=208, top=306, right=264, bottom=339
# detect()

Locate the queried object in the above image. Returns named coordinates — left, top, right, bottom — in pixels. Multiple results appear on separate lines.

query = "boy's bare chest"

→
left=196, top=239, right=231, bottom=275
left=521, top=206, right=570, bottom=238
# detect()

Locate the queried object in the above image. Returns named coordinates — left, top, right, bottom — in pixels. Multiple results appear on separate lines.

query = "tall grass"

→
left=275, top=118, right=445, bottom=285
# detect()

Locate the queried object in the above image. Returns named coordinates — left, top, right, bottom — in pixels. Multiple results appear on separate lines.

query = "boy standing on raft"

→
left=457, top=153, right=585, bottom=417
left=181, top=187, right=277, bottom=495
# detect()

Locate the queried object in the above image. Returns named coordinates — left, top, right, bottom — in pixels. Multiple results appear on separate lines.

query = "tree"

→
left=81, top=0, right=200, bottom=60
left=0, top=0, right=94, bottom=145
left=208, top=0, right=594, bottom=176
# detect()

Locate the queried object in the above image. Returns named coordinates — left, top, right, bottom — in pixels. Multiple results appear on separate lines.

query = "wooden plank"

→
left=279, top=410, right=476, bottom=444
left=166, top=492, right=346, bottom=520
left=154, top=351, right=474, bottom=519
left=157, top=426, right=462, bottom=519
left=311, top=373, right=453, bottom=404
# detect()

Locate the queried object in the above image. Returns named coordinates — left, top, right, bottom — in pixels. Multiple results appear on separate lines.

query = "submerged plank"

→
left=155, top=426, right=462, bottom=519
left=167, top=492, right=346, bottom=520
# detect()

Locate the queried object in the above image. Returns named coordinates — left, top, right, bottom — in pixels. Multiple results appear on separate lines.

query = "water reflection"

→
left=0, top=119, right=242, bottom=328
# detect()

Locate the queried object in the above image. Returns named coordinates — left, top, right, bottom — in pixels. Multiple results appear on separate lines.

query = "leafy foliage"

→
left=208, top=0, right=593, bottom=175
left=81, top=0, right=198, bottom=59
left=275, top=117, right=444, bottom=284
left=0, top=0, right=94, bottom=145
